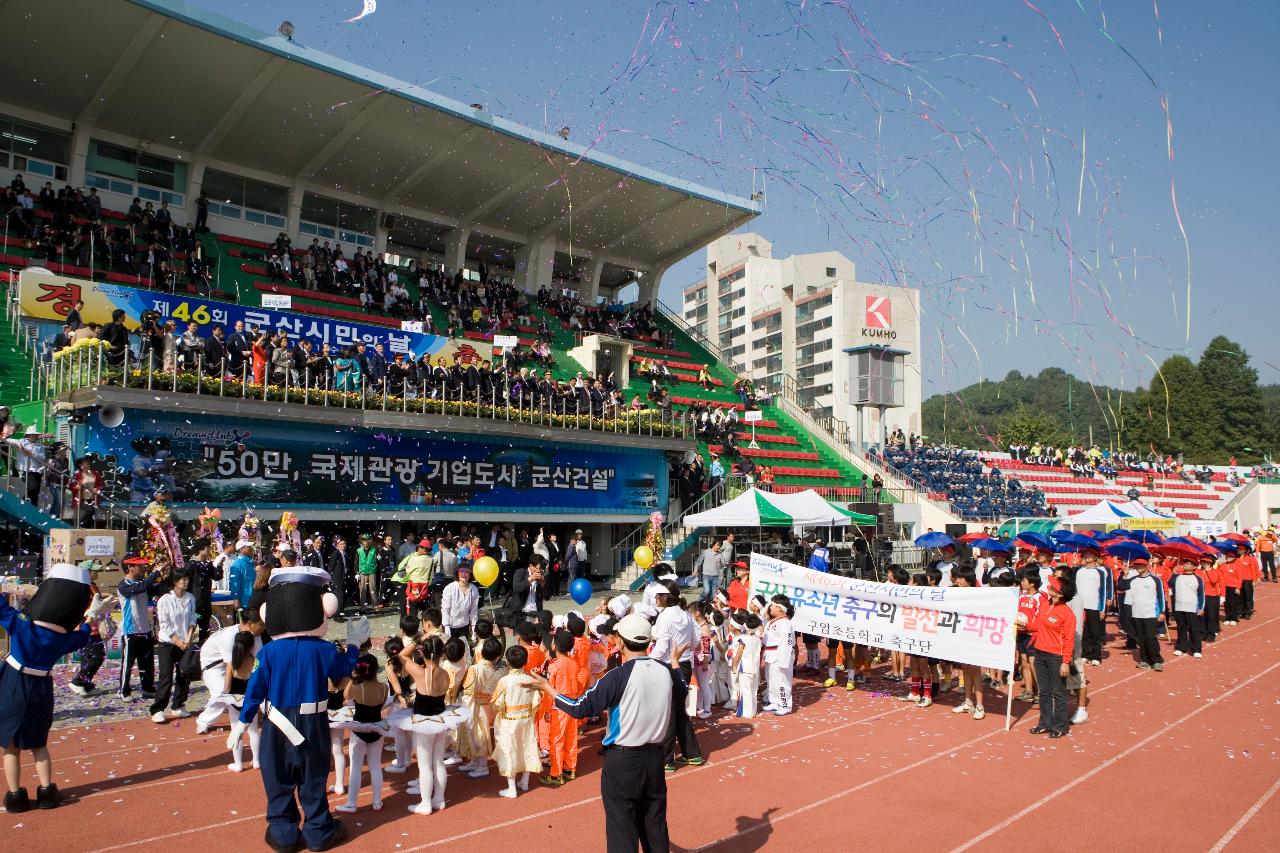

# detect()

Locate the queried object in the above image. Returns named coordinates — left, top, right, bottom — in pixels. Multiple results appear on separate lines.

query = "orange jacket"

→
left=1030, top=601, right=1076, bottom=663
left=546, top=655, right=586, bottom=698
left=1200, top=565, right=1225, bottom=597
left=1237, top=554, right=1261, bottom=582
left=1220, top=559, right=1242, bottom=589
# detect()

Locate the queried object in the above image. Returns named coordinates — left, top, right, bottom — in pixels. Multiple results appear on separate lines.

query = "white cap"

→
left=235, top=539, right=255, bottom=550
left=606, top=594, right=631, bottom=619
left=24, top=425, right=42, bottom=436
left=46, top=562, right=91, bottom=585
left=616, top=612, right=653, bottom=643
left=551, top=614, right=568, bottom=630
left=303, top=538, right=313, bottom=546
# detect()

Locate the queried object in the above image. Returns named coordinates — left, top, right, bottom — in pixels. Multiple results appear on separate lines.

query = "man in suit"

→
left=65, top=299, right=84, bottom=331
left=226, top=320, right=251, bottom=378
left=203, top=324, right=228, bottom=376
left=505, top=554, right=546, bottom=621
left=365, top=343, right=388, bottom=392
left=326, top=536, right=351, bottom=618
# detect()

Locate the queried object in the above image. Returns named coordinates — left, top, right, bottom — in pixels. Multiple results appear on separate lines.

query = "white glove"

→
left=85, top=593, right=112, bottom=620
left=345, top=616, right=371, bottom=650
left=226, top=721, right=248, bottom=750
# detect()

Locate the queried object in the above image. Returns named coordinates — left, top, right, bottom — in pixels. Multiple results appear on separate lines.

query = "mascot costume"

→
left=1, top=563, right=107, bottom=811
left=230, top=562, right=367, bottom=852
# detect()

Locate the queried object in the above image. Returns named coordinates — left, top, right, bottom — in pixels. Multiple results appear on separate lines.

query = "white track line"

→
left=695, top=615, right=1280, bottom=851
left=1207, top=775, right=1280, bottom=853
left=947, top=658, right=1280, bottom=853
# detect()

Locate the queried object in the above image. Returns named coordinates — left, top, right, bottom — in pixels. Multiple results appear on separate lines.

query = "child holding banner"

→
left=949, top=566, right=986, bottom=720
left=898, top=573, right=935, bottom=707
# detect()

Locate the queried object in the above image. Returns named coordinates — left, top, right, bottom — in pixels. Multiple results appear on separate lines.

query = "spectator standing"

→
left=149, top=569, right=196, bottom=723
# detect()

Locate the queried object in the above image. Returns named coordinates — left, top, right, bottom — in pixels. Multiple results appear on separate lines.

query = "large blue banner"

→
left=19, top=270, right=452, bottom=359
left=81, top=411, right=665, bottom=515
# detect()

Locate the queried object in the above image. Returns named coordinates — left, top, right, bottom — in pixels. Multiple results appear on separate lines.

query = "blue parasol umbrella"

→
left=1167, top=536, right=1214, bottom=554
left=1048, top=529, right=1074, bottom=541
left=1116, top=529, right=1166, bottom=545
left=969, top=537, right=1009, bottom=553
left=1104, top=540, right=1151, bottom=561
left=1211, top=541, right=1244, bottom=554
left=914, top=531, right=956, bottom=549
left=1054, top=533, right=1105, bottom=552
left=1013, top=532, right=1055, bottom=552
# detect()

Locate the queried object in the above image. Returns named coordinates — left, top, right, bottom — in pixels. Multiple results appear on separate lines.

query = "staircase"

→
left=608, top=481, right=732, bottom=592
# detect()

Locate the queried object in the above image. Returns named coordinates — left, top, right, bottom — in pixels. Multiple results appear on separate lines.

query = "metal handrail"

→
left=0, top=438, right=142, bottom=535
left=35, top=345, right=691, bottom=441
left=655, top=300, right=748, bottom=376
left=613, top=474, right=734, bottom=575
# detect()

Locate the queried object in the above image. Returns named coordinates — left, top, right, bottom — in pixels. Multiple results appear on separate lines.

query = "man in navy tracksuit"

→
left=231, top=561, right=361, bottom=853
left=1073, top=548, right=1113, bottom=665
left=117, top=561, right=163, bottom=700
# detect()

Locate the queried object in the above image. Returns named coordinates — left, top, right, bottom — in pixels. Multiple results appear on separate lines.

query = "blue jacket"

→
left=228, top=555, right=256, bottom=608
left=0, top=601, right=90, bottom=670
left=240, top=636, right=359, bottom=723
left=118, top=570, right=163, bottom=636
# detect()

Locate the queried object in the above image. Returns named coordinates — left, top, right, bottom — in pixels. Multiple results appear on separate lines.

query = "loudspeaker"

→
left=97, top=405, right=125, bottom=429
left=849, top=502, right=894, bottom=537
left=382, top=213, right=396, bottom=230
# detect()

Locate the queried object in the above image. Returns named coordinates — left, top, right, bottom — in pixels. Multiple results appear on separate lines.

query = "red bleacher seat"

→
left=254, top=281, right=363, bottom=308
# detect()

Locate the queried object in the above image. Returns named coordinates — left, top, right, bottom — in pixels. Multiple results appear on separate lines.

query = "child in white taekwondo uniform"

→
left=761, top=594, right=795, bottom=716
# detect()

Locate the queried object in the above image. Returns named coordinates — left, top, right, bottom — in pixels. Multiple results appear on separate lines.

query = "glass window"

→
left=87, top=139, right=185, bottom=193
left=302, top=192, right=376, bottom=236
left=0, top=117, right=70, bottom=165
left=205, top=169, right=288, bottom=216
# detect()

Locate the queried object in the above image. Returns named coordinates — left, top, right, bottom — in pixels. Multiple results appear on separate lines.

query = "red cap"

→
left=1047, top=576, right=1063, bottom=593
left=1132, top=558, right=1149, bottom=565
left=418, top=539, right=431, bottom=549
left=734, top=560, right=748, bottom=569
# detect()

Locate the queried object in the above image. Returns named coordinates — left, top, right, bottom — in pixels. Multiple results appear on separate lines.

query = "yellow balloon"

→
left=472, top=556, right=499, bottom=588
left=633, top=545, right=654, bottom=569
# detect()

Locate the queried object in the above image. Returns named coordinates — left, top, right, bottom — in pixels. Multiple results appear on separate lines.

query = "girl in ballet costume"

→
left=382, top=636, right=414, bottom=774
left=335, top=654, right=389, bottom=814
left=396, top=635, right=467, bottom=815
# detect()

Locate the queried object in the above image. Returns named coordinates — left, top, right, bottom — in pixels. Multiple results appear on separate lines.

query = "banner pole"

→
left=1004, top=643, right=1016, bottom=732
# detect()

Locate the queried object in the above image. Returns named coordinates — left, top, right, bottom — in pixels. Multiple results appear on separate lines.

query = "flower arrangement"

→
left=52, top=338, right=109, bottom=359
left=644, top=511, right=665, bottom=561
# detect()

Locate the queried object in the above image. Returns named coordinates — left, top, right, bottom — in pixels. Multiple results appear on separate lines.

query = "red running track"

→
left=7, top=590, right=1279, bottom=852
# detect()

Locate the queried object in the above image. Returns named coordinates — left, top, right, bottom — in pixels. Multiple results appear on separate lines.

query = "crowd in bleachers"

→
left=875, top=441, right=1050, bottom=520
left=4, top=174, right=212, bottom=292
left=1007, top=442, right=1229, bottom=485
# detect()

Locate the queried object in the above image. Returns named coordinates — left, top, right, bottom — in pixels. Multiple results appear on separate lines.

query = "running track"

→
left=9, top=590, right=1279, bottom=852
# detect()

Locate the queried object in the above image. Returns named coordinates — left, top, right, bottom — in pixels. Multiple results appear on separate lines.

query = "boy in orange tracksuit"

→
left=1199, top=554, right=1224, bottom=641
left=1235, top=543, right=1259, bottom=619
left=1221, top=553, right=1243, bottom=625
left=542, top=631, right=586, bottom=786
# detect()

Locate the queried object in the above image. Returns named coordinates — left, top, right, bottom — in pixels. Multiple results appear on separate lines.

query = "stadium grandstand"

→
left=0, top=0, right=1263, bottom=588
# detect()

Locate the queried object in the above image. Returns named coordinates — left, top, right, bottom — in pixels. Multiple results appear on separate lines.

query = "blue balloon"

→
left=569, top=577, right=593, bottom=606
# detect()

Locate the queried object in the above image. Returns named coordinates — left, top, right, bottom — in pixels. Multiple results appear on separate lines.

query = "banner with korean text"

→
left=749, top=553, right=1017, bottom=670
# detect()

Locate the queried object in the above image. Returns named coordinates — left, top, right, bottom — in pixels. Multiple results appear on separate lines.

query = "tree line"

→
left=920, top=336, right=1279, bottom=465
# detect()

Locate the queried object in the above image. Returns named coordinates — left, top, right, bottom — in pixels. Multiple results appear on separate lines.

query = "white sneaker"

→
left=167, top=708, right=190, bottom=719
left=442, top=754, right=463, bottom=767
left=1071, top=708, right=1089, bottom=725
left=917, top=695, right=933, bottom=708
left=952, top=701, right=974, bottom=715
left=227, top=763, right=245, bottom=773
left=150, top=711, right=167, bottom=723
left=972, top=706, right=986, bottom=720
left=69, top=683, right=87, bottom=696
left=195, top=724, right=209, bottom=735
left=385, top=764, right=409, bottom=774
left=335, top=803, right=357, bottom=814
left=1173, top=650, right=1185, bottom=657
left=1192, top=652, right=1203, bottom=658
left=696, top=710, right=711, bottom=719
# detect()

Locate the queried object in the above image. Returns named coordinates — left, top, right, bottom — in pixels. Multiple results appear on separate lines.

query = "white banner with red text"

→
left=749, top=553, right=1018, bottom=670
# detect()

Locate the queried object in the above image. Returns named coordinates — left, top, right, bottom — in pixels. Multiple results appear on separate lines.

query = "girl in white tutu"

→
left=395, top=635, right=454, bottom=814
left=335, top=654, right=388, bottom=814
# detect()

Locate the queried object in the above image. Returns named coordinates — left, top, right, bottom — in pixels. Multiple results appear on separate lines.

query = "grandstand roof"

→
left=2, top=0, right=759, bottom=273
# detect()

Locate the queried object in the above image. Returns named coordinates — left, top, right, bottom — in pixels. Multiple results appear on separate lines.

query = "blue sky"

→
left=200, top=0, right=1280, bottom=395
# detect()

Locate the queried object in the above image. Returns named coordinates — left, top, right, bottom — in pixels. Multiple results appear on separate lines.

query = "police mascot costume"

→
left=2, top=563, right=106, bottom=811
left=229, top=563, right=367, bottom=852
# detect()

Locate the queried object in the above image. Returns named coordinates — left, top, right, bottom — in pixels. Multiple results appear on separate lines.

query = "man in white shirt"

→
left=150, top=569, right=197, bottom=723
left=648, top=581, right=704, bottom=773
left=3, top=424, right=47, bottom=504
left=762, top=594, right=796, bottom=715
left=440, top=565, right=479, bottom=641
left=195, top=612, right=265, bottom=734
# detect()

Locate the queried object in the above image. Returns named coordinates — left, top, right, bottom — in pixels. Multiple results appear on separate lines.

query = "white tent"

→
left=1060, top=499, right=1175, bottom=527
left=684, top=487, right=851, bottom=528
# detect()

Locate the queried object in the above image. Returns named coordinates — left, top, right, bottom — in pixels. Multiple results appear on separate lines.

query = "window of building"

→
left=725, top=344, right=746, bottom=359
left=300, top=191, right=377, bottom=247
left=86, top=139, right=186, bottom=205
left=0, top=116, right=70, bottom=180
left=202, top=168, right=289, bottom=227
left=825, top=267, right=837, bottom=278
left=795, top=293, right=832, bottom=323
left=752, top=313, right=782, bottom=333
left=796, top=315, right=832, bottom=344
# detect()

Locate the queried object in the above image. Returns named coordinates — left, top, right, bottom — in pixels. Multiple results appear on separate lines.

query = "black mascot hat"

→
left=263, top=566, right=338, bottom=639
left=26, top=563, right=94, bottom=633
